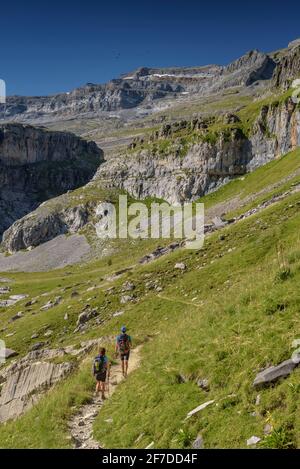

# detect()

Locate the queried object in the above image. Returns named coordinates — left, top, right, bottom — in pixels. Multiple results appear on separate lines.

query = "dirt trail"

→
left=69, top=346, right=142, bottom=449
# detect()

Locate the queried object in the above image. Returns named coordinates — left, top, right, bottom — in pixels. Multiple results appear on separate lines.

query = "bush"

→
left=274, top=268, right=291, bottom=282
left=174, top=428, right=194, bottom=449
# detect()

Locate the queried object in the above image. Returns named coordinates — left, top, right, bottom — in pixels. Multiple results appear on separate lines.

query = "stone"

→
left=264, top=424, right=272, bottom=435
left=122, top=281, right=135, bottom=292
left=40, top=301, right=54, bottom=311
left=186, top=400, right=215, bottom=419
left=0, top=348, right=18, bottom=360
left=192, top=434, right=204, bottom=449
left=64, top=313, right=69, bottom=321
left=175, top=263, right=186, bottom=271
left=197, top=378, right=210, bottom=391
left=112, top=311, right=124, bottom=317
left=25, top=299, right=37, bottom=307
left=76, top=308, right=98, bottom=327
left=0, top=287, right=10, bottom=294
left=120, top=295, right=134, bottom=304
left=29, top=342, right=45, bottom=351
left=10, top=311, right=24, bottom=322
left=253, top=358, right=299, bottom=388
left=44, top=330, right=53, bottom=337
left=247, top=436, right=261, bottom=446
left=31, top=333, right=39, bottom=340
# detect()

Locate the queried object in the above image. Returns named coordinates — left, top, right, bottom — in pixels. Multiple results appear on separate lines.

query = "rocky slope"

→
left=96, top=98, right=300, bottom=204
left=0, top=123, right=104, bottom=237
left=0, top=50, right=275, bottom=124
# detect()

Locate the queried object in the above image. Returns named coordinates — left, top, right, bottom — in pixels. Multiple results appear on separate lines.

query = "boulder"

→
left=122, top=281, right=135, bottom=292
left=253, top=357, right=300, bottom=388
left=197, top=378, right=210, bottom=391
left=0, top=348, right=18, bottom=360
left=175, top=263, right=186, bottom=271
left=76, top=308, right=98, bottom=327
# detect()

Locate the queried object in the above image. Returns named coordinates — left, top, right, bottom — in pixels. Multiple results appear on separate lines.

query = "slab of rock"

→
left=0, top=277, right=12, bottom=283
left=76, top=307, right=98, bottom=327
left=0, top=287, right=11, bottom=294
left=0, top=348, right=18, bottom=360
left=9, top=294, right=28, bottom=302
left=253, top=357, right=300, bottom=388
left=120, top=295, right=134, bottom=304
left=247, top=436, right=261, bottom=446
left=0, top=358, right=73, bottom=423
left=175, top=263, right=187, bottom=271
left=40, top=296, right=62, bottom=311
left=112, top=310, right=124, bottom=317
left=29, top=342, right=45, bottom=351
left=122, top=281, right=135, bottom=292
left=10, top=311, right=24, bottom=322
left=186, top=400, right=215, bottom=419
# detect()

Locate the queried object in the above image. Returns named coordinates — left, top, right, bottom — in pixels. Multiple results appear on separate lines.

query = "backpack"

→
left=93, top=355, right=106, bottom=374
left=118, top=334, right=130, bottom=354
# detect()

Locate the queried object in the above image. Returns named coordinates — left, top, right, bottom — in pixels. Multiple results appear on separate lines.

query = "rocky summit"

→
left=0, top=49, right=275, bottom=124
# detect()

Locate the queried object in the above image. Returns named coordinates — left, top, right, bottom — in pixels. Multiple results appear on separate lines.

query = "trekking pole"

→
left=106, top=376, right=110, bottom=395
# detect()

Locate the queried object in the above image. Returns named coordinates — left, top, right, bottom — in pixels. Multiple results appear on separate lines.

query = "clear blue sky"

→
left=1, top=0, right=300, bottom=96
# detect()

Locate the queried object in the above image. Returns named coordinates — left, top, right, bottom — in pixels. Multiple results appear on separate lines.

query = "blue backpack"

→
left=93, top=355, right=106, bottom=374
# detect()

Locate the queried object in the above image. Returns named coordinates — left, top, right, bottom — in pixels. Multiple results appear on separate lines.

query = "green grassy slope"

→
left=1, top=150, right=300, bottom=448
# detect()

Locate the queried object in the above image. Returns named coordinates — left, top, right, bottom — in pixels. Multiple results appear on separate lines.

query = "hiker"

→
left=93, top=347, right=110, bottom=400
left=115, top=326, right=132, bottom=378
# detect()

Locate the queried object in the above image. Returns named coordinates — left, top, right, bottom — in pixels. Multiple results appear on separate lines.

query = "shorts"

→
left=120, top=351, right=130, bottom=361
left=95, top=371, right=107, bottom=382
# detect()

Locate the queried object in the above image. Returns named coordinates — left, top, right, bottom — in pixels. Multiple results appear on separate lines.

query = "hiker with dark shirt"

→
left=115, top=326, right=132, bottom=378
left=93, top=347, right=110, bottom=400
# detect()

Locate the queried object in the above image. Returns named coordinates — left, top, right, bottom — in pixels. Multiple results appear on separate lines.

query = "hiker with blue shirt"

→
left=93, top=347, right=110, bottom=400
left=115, top=326, right=132, bottom=378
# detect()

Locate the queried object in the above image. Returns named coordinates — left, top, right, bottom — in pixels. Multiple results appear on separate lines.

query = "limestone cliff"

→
left=97, top=99, right=300, bottom=204
left=0, top=123, right=104, bottom=236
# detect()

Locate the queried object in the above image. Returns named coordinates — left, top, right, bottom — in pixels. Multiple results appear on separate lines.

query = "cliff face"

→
left=0, top=124, right=104, bottom=236
left=273, top=44, right=300, bottom=90
left=97, top=99, right=300, bottom=204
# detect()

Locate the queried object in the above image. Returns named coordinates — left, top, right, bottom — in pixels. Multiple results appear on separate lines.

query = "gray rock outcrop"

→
left=2, top=204, right=91, bottom=253
left=0, top=341, right=99, bottom=423
left=98, top=98, right=300, bottom=204
left=0, top=353, right=73, bottom=423
left=253, top=353, right=300, bottom=388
